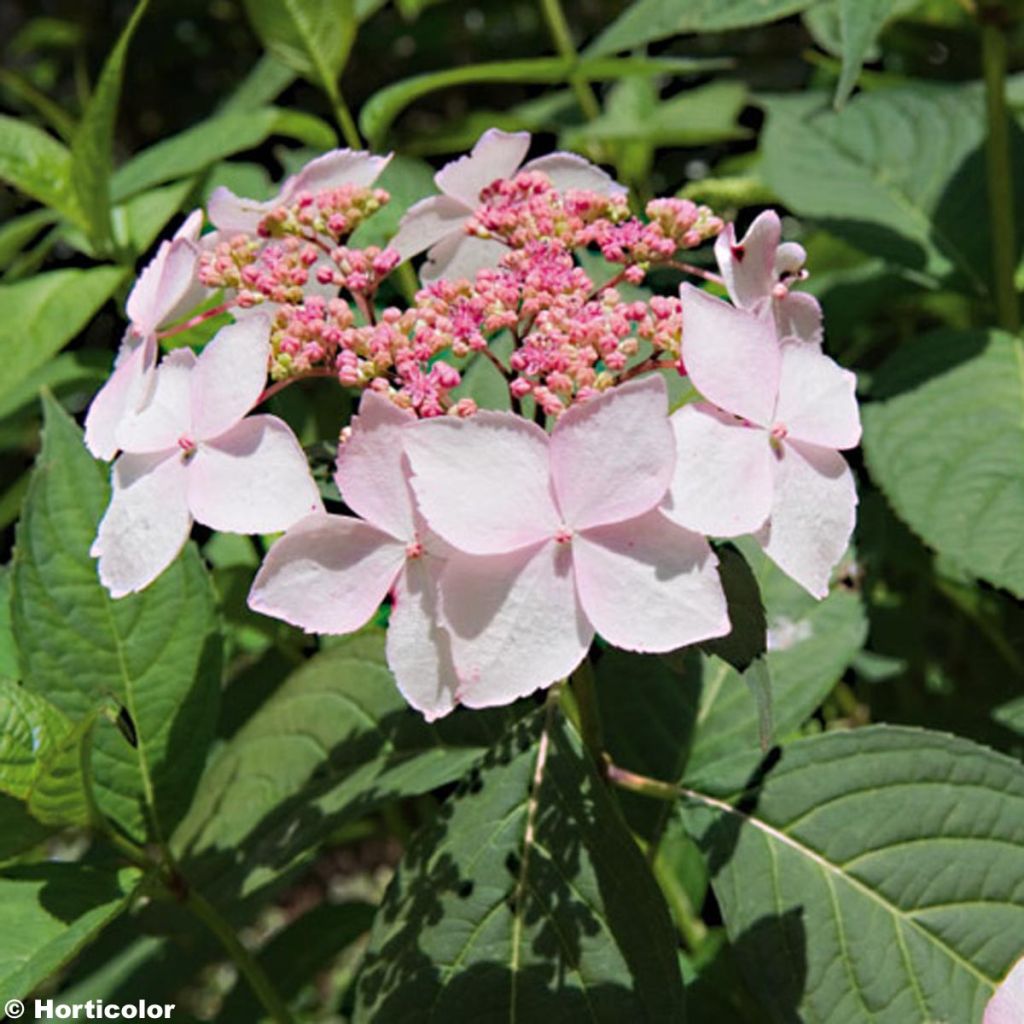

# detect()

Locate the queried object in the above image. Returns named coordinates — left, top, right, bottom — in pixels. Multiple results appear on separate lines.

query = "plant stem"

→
left=606, top=761, right=681, bottom=802
left=537, top=0, right=601, bottom=123
left=185, top=886, right=296, bottom=1024
left=569, top=658, right=605, bottom=768
left=331, top=88, right=364, bottom=150
left=979, top=4, right=1021, bottom=332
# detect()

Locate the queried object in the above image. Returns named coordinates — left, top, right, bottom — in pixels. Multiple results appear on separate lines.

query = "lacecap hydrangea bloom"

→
left=84, top=131, right=860, bottom=719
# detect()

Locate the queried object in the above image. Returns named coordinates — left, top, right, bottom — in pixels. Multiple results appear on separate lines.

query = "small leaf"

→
left=27, top=710, right=100, bottom=828
left=354, top=707, right=685, bottom=1021
left=0, top=208, right=58, bottom=270
left=834, top=0, right=899, bottom=107
left=0, top=679, right=71, bottom=799
left=0, top=115, right=82, bottom=227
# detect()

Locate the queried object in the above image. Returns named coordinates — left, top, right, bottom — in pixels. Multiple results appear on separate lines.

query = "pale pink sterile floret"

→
left=85, top=210, right=205, bottom=460
left=986, top=955, right=1024, bottom=1024
left=92, top=316, right=322, bottom=598
left=714, top=209, right=823, bottom=345
left=247, top=392, right=460, bottom=721
left=663, top=284, right=860, bottom=599
left=207, top=148, right=392, bottom=236
left=403, top=376, right=730, bottom=710
left=389, top=128, right=627, bottom=283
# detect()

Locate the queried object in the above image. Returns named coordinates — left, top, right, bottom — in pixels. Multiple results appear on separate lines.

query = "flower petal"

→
left=126, top=229, right=201, bottom=337
left=190, top=316, right=271, bottom=441
left=206, top=186, right=272, bottom=236
left=714, top=210, right=780, bottom=311
left=248, top=513, right=405, bottom=634
left=776, top=290, right=823, bottom=346
left=574, top=509, right=729, bottom=652
left=92, top=451, right=191, bottom=597
left=663, top=402, right=773, bottom=537
left=550, top=375, right=674, bottom=531
left=286, top=149, right=391, bottom=198
left=774, top=341, right=861, bottom=449
left=187, top=415, right=322, bottom=533
left=116, top=347, right=196, bottom=454
left=387, top=194, right=471, bottom=262
left=986, top=956, right=1024, bottom=1024
left=439, top=541, right=591, bottom=709
left=85, top=334, right=157, bottom=460
left=522, top=152, right=628, bottom=196
left=681, top=283, right=781, bottom=426
left=387, top=557, right=460, bottom=721
left=756, top=440, right=857, bottom=599
left=419, top=232, right=508, bottom=284
left=435, top=129, right=531, bottom=207
left=404, top=412, right=560, bottom=554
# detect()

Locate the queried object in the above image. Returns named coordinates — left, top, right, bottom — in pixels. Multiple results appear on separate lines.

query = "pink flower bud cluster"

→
left=256, top=184, right=390, bottom=242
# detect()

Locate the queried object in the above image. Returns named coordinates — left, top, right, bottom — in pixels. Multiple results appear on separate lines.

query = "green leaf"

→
left=588, top=0, right=819, bottom=56
left=243, top=0, right=356, bottom=103
left=349, top=154, right=436, bottom=250
left=0, top=679, right=70, bottom=799
left=111, top=106, right=337, bottom=201
left=0, top=266, right=126, bottom=412
left=360, top=55, right=732, bottom=147
left=173, top=634, right=515, bottom=910
left=0, top=351, right=109, bottom=423
left=834, top=0, right=899, bottom=107
left=0, top=209, right=58, bottom=270
left=700, top=544, right=766, bottom=673
left=0, top=865, right=140, bottom=1005
left=761, top=85, right=1010, bottom=297
left=0, top=115, right=82, bottom=228
left=354, top=707, right=686, bottom=1021
left=218, top=53, right=298, bottom=115
left=680, top=726, right=1024, bottom=1022
left=112, top=179, right=195, bottom=255
left=863, top=329, right=1024, bottom=598
left=26, top=710, right=100, bottom=828
left=70, top=0, right=151, bottom=250
left=0, top=569, right=17, bottom=681
left=11, top=396, right=223, bottom=840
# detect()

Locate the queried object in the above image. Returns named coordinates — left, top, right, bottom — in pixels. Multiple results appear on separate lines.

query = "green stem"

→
left=569, top=658, right=605, bottom=768
left=185, top=887, right=296, bottom=1024
left=651, top=845, right=709, bottom=953
left=538, top=0, right=601, bottom=122
left=331, top=88, right=364, bottom=150
left=979, top=6, right=1021, bottom=332
left=606, top=761, right=680, bottom=802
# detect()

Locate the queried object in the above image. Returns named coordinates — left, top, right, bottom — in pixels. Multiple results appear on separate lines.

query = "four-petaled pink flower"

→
left=92, top=317, right=322, bottom=597
left=403, top=376, right=730, bottom=708
left=986, top=956, right=1024, bottom=1024
left=715, top=209, right=823, bottom=345
left=248, top=392, right=458, bottom=720
left=664, top=285, right=860, bottom=599
left=389, top=128, right=627, bottom=283
left=208, top=148, right=392, bottom=235
left=85, top=210, right=205, bottom=460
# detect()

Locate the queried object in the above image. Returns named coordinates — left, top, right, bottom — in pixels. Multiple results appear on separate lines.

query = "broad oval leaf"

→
left=863, top=329, right=1024, bottom=598
left=680, top=726, right=1024, bottom=1022
left=11, top=396, right=223, bottom=840
left=354, top=707, right=686, bottom=1022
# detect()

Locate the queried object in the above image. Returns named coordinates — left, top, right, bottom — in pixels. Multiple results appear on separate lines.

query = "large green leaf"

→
left=354, top=706, right=686, bottom=1021
left=588, top=0, right=819, bottom=55
left=0, top=116, right=82, bottom=227
left=0, top=209, right=59, bottom=270
left=70, top=0, right=150, bottom=250
left=0, top=865, right=140, bottom=1005
left=110, top=107, right=336, bottom=202
left=173, top=633, right=515, bottom=910
left=0, top=679, right=70, bottom=799
left=863, top=329, right=1024, bottom=598
left=11, top=396, right=222, bottom=840
left=0, top=266, right=126, bottom=410
left=680, top=727, right=1024, bottom=1022
left=761, top=85, right=1012, bottom=298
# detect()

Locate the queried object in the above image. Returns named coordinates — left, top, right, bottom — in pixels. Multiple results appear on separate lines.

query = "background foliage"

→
left=1, top=0, right=1023, bottom=1021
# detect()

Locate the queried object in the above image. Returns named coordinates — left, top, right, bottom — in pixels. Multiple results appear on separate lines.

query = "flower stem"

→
left=538, top=0, right=601, bottom=123
left=605, top=761, right=681, bottom=802
left=331, top=89, right=364, bottom=151
left=156, top=302, right=233, bottom=341
left=979, top=3, right=1021, bottom=332
left=258, top=368, right=337, bottom=405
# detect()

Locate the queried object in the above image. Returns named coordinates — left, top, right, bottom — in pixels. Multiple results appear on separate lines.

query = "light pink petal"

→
left=714, top=210, right=781, bottom=311
left=286, top=149, right=392, bottom=199
left=550, top=376, right=674, bottom=531
left=774, top=240, right=806, bottom=277
left=419, top=232, right=508, bottom=284
left=187, top=415, right=322, bottom=533
left=335, top=390, right=416, bottom=539
left=85, top=335, right=157, bottom=460
left=404, top=412, right=560, bottom=555
left=439, top=541, right=592, bottom=709
left=522, top=152, right=627, bottom=196
left=774, top=342, right=861, bottom=449
left=986, top=956, right=1024, bottom=1024
left=756, top=440, right=857, bottom=599
left=663, top=402, right=773, bottom=537
left=776, top=290, right=823, bottom=346
left=388, top=194, right=473, bottom=262
left=435, top=129, right=531, bottom=207
left=116, top=347, right=196, bottom=454
left=207, top=185, right=273, bottom=236
left=91, top=451, right=191, bottom=598
left=386, top=556, right=460, bottom=721
left=574, top=509, right=730, bottom=653
left=190, top=316, right=271, bottom=441
left=248, top=513, right=405, bottom=634
left=680, top=283, right=781, bottom=426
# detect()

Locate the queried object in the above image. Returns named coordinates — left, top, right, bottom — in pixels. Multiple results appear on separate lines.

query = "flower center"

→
left=405, top=540, right=424, bottom=560
left=178, top=436, right=197, bottom=462
left=554, top=526, right=573, bottom=545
